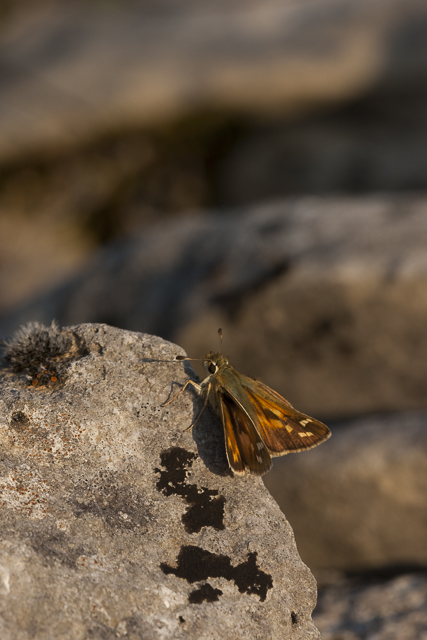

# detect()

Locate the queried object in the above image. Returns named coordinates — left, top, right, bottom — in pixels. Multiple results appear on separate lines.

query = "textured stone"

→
left=263, top=411, right=427, bottom=572
left=0, top=0, right=427, bottom=160
left=314, top=572, right=427, bottom=640
left=3, top=195, right=427, bottom=419
left=0, top=322, right=320, bottom=640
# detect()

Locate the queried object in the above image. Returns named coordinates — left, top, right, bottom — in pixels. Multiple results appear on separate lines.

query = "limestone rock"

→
left=314, top=572, right=427, bottom=640
left=263, top=411, right=427, bottom=572
left=1, top=0, right=427, bottom=160
left=0, top=322, right=320, bottom=639
left=2, top=195, right=427, bottom=419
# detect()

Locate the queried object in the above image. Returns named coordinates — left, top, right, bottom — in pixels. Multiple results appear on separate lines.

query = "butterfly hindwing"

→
left=218, top=390, right=272, bottom=476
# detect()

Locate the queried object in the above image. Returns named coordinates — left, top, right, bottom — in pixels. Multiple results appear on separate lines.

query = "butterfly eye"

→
left=208, top=363, right=217, bottom=374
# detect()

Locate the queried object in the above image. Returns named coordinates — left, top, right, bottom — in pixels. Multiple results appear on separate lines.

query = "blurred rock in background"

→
left=1, top=1, right=427, bottom=637
left=314, top=571, right=427, bottom=640
left=263, top=410, right=427, bottom=572
left=1, top=0, right=427, bottom=315
left=3, top=0, right=422, bottom=159
left=2, top=199, right=427, bottom=420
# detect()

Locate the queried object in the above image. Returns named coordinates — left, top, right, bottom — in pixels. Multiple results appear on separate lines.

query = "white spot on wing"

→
left=286, top=425, right=293, bottom=433
left=300, top=419, right=312, bottom=426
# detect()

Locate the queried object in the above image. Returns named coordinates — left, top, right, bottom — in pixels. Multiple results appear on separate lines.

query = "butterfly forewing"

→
left=240, top=377, right=331, bottom=454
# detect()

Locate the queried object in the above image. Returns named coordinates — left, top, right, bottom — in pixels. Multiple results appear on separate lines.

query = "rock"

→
left=263, top=411, right=427, bottom=572
left=2, top=195, right=427, bottom=419
left=0, top=322, right=320, bottom=639
left=2, top=1, right=427, bottom=321
left=314, top=571, right=427, bottom=640
left=1, top=0, right=427, bottom=161
left=2, top=0, right=427, bottom=323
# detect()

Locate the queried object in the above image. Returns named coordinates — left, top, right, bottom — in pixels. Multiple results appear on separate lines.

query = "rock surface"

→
left=1, top=0, right=427, bottom=160
left=0, top=322, right=320, bottom=640
left=263, top=411, right=427, bottom=572
left=314, top=571, right=427, bottom=640
left=3, top=196, right=427, bottom=419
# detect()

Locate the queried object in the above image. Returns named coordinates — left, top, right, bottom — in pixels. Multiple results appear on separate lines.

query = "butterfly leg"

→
left=183, top=383, right=211, bottom=432
left=161, top=379, right=202, bottom=407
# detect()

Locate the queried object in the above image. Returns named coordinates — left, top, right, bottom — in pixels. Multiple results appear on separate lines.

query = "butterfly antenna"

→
left=218, top=328, right=223, bottom=353
left=175, top=356, right=202, bottom=362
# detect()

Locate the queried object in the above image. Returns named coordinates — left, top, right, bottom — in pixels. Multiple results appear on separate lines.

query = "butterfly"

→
left=162, top=330, right=331, bottom=476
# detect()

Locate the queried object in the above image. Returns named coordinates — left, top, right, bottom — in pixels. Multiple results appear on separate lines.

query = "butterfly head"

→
left=203, top=352, right=229, bottom=376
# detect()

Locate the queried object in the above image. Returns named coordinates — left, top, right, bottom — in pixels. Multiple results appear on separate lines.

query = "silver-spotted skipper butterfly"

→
left=162, top=330, right=331, bottom=476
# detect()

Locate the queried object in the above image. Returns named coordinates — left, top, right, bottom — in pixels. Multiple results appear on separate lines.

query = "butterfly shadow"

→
left=147, top=357, right=231, bottom=477
left=190, top=409, right=232, bottom=478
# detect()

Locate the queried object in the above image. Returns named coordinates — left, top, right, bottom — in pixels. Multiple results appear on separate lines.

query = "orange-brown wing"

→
left=219, top=392, right=272, bottom=476
left=240, top=378, right=331, bottom=455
